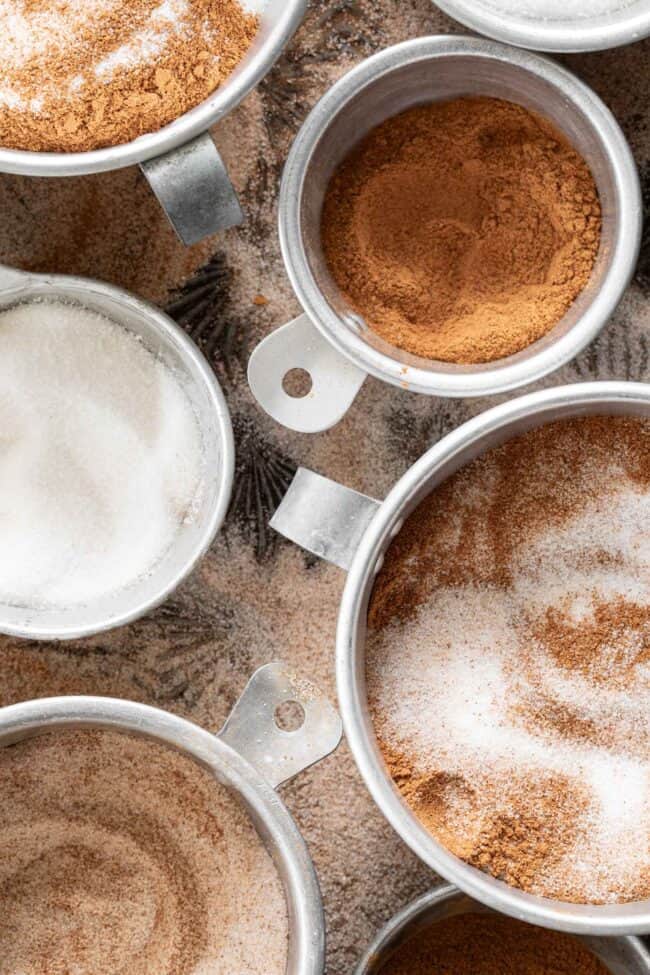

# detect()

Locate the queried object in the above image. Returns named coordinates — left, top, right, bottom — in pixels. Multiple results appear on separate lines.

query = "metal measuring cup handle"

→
left=220, top=660, right=342, bottom=787
left=247, top=313, right=368, bottom=434
left=269, top=468, right=380, bottom=571
left=141, top=132, right=243, bottom=247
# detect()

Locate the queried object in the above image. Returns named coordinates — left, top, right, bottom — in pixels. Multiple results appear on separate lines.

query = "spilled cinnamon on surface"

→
left=367, top=416, right=650, bottom=903
left=321, top=97, right=601, bottom=364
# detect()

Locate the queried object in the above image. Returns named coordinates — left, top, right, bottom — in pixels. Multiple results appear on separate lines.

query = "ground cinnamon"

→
left=378, top=912, right=610, bottom=975
left=321, top=97, right=601, bottom=364
left=367, top=416, right=650, bottom=904
left=0, top=0, right=259, bottom=153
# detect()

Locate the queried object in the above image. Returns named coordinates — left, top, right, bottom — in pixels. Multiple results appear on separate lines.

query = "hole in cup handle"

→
left=141, top=132, right=243, bottom=246
left=217, top=661, right=342, bottom=789
left=247, top=313, right=367, bottom=433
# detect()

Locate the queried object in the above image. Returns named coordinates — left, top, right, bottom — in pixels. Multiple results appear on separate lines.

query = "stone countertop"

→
left=0, top=3, right=648, bottom=972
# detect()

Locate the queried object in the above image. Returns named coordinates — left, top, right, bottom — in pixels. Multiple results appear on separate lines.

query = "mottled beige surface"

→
left=0, top=3, right=648, bottom=972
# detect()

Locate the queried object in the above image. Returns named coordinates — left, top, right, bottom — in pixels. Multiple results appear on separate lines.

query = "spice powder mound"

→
left=0, top=729, right=288, bottom=975
left=378, top=911, right=610, bottom=975
left=367, top=416, right=650, bottom=904
left=321, top=97, right=601, bottom=364
left=0, top=0, right=259, bottom=153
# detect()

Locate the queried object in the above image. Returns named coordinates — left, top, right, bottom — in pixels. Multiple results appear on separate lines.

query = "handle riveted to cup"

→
left=141, top=133, right=243, bottom=246
left=248, top=37, right=641, bottom=431
left=271, top=382, right=650, bottom=936
left=0, top=0, right=307, bottom=246
left=0, top=661, right=342, bottom=975
left=248, top=314, right=367, bottom=433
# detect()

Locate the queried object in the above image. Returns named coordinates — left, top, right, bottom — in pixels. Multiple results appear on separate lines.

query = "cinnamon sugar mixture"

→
left=367, top=416, right=650, bottom=904
left=0, top=730, right=288, bottom=974
left=0, top=0, right=259, bottom=152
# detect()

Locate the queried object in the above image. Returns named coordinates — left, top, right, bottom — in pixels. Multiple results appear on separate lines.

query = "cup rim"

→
left=278, top=35, right=642, bottom=399
left=337, top=380, right=650, bottom=933
left=0, top=0, right=307, bottom=175
left=0, top=693, right=324, bottom=975
left=0, top=272, right=235, bottom=640
left=433, top=0, right=650, bottom=54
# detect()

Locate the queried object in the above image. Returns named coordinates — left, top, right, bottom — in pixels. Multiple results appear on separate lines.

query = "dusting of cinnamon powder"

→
left=0, top=0, right=259, bottom=153
left=321, top=98, right=601, bottom=364
left=367, top=416, right=650, bottom=904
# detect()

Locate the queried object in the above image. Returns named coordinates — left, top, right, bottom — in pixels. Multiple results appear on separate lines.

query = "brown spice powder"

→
left=367, top=416, right=650, bottom=903
left=0, top=729, right=288, bottom=975
left=0, top=0, right=259, bottom=153
left=378, top=912, right=610, bottom=975
left=321, top=97, right=601, bottom=364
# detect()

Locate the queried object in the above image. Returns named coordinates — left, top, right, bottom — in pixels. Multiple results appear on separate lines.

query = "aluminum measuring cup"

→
left=433, top=0, right=650, bottom=54
left=271, top=381, right=650, bottom=934
left=0, top=263, right=234, bottom=641
left=247, top=37, right=641, bottom=432
left=0, top=0, right=306, bottom=246
left=0, top=661, right=342, bottom=975
left=356, top=885, right=650, bottom=975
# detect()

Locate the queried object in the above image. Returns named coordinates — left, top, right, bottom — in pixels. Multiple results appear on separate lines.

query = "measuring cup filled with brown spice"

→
left=248, top=37, right=641, bottom=432
left=356, top=886, right=650, bottom=975
left=0, top=0, right=306, bottom=245
left=0, top=662, right=342, bottom=975
left=271, top=380, right=650, bottom=935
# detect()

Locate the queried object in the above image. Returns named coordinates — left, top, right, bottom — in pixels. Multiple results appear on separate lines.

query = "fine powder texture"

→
left=378, top=912, right=610, bottom=975
left=0, top=730, right=288, bottom=975
left=321, top=98, right=601, bottom=364
left=0, top=0, right=259, bottom=152
left=367, top=417, right=650, bottom=904
left=0, top=301, right=204, bottom=608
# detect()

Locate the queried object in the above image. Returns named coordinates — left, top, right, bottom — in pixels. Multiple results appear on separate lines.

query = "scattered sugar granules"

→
left=0, top=729, right=288, bottom=975
left=0, top=300, right=205, bottom=608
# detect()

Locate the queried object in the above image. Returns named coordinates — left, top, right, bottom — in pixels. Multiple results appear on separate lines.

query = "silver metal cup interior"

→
left=0, top=692, right=325, bottom=975
left=0, top=0, right=306, bottom=176
left=355, top=885, right=650, bottom=975
left=433, top=0, right=650, bottom=54
left=0, top=273, right=234, bottom=640
left=281, top=37, right=641, bottom=398
left=338, top=381, right=650, bottom=933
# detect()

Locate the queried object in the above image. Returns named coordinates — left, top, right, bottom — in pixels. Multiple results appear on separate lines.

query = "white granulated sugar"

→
left=0, top=1, right=106, bottom=66
left=484, top=0, right=636, bottom=18
left=368, top=478, right=650, bottom=902
left=95, top=0, right=189, bottom=79
left=0, top=301, right=204, bottom=608
left=0, top=0, right=191, bottom=95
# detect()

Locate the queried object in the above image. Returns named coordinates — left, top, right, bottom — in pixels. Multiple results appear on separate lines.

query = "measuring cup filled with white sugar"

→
left=0, top=266, right=233, bottom=639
